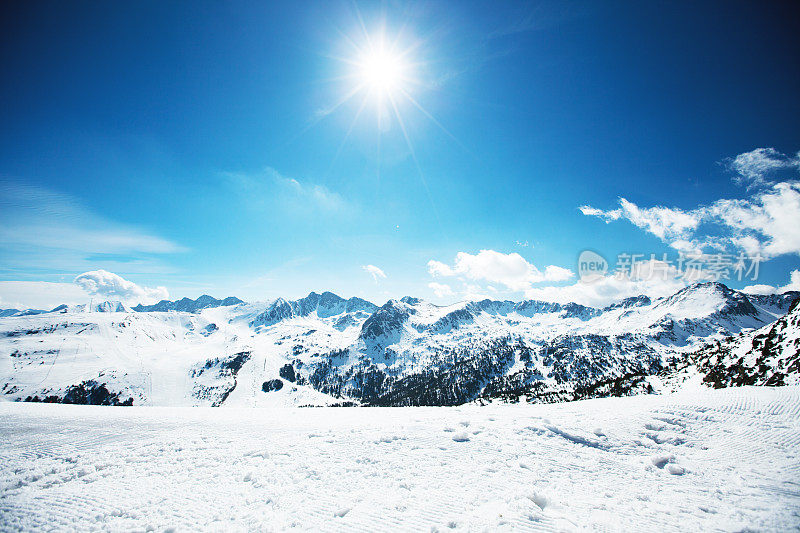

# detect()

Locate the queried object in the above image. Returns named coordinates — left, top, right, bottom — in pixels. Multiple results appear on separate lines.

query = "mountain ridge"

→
left=133, top=295, right=244, bottom=313
left=1, top=282, right=798, bottom=407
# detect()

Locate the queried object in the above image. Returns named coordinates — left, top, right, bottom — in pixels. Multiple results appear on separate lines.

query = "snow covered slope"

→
left=1, top=386, right=798, bottom=531
left=0, top=308, right=49, bottom=317
left=0, top=283, right=797, bottom=406
left=292, top=283, right=798, bottom=405
left=0, top=305, right=343, bottom=407
left=664, top=298, right=800, bottom=388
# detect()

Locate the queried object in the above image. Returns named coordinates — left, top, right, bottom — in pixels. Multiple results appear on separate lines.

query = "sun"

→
left=320, top=16, right=463, bottom=167
left=317, top=15, right=464, bottom=225
left=356, top=46, right=408, bottom=97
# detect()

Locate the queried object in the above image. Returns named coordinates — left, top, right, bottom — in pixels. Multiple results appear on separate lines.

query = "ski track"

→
left=1, top=386, right=799, bottom=532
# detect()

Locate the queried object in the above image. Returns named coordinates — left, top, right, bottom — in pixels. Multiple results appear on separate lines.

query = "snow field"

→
left=1, top=386, right=799, bottom=531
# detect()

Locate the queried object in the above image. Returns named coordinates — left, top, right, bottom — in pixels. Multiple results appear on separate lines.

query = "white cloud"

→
left=726, top=147, right=800, bottom=188
left=523, top=259, right=711, bottom=307
left=544, top=265, right=574, bottom=282
left=783, top=270, right=800, bottom=293
left=705, top=182, right=800, bottom=258
left=278, top=175, right=346, bottom=212
left=581, top=156, right=800, bottom=260
left=427, top=260, right=455, bottom=278
left=74, top=270, right=168, bottom=305
left=427, top=260, right=455, bottom=277
left=224, top=167, right=348, bottom=214
left=741, top=284, right=777, bottom=295
left=743, top=269, right=800, bottom=295
left=427, top=249, right=574, bottom=293
left=0, top=181, right=185, bottom=273
left=428, top=282, right=454, bottom=298
left=579, top=205, right=621, bottom=220
left=619, top=199, right=702, bottom=241
left=0, top=281, right=88, bottom=310
left=362, top=264, right=387, bottom=283
left=580, top=198, right=701, bottom=243
left=462, top=283, right=491, bottom=301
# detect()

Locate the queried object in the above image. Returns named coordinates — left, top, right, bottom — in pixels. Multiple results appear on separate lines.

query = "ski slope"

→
left=1, top=386, right=798, bottom=531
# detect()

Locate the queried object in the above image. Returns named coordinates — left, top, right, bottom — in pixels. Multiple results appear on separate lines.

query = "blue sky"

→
left=1, top=0, right=799, bottom=309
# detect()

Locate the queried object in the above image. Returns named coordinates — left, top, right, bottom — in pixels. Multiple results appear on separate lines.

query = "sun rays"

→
left=311, top=13, right=467, bottom=232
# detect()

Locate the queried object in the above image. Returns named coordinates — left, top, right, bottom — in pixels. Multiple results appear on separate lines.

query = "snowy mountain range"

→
left=1, top=283, right=797, bottom=407
left=133, top=295, right=244, bottom=313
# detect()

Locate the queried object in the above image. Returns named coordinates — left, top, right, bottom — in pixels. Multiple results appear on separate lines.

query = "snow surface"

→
left=1, top=386, right=799, bottom=531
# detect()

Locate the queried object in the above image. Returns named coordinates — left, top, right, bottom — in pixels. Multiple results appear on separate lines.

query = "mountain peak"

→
left=133, top=295, right=243, bottom=313
left=666, top=281, right=732, bottom=302
left=604, top=295, right=651, bottom=311
left=61, top=301, right=131, bottom=313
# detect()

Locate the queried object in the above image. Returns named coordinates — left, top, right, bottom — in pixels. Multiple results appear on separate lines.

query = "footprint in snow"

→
left=376, top=435, right=404, bottom=444
left=651, top=454, right=675, bottom=469
left=452, top=432, right=470, bottom=442
left=528, top=492, right=549, bottom=510
left=651, top=454, right=686, bottom=474
left=666, top=464, right=686, bottom=475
